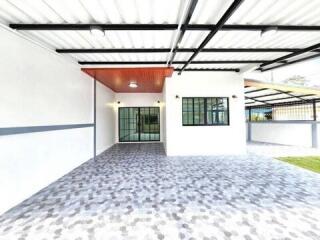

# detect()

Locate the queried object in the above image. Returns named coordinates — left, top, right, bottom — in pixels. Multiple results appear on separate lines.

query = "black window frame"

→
left=182, top=97, right=230, bottom=126
left=118, top=106, right=160, bottom=142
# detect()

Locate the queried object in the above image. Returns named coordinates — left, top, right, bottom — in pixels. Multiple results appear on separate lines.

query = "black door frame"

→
left=118, top=107, right=160, bottom=142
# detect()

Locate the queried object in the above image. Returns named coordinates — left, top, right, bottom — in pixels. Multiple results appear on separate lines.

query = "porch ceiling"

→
left=82, top=67, right=173, bottom=93
left=244, top=79, right=320, bottom=107
left=1, top=0, right=320, bottom=73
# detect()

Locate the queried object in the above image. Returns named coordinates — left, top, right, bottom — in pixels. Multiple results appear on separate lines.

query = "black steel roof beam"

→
left=79, top=61, right=167, bottom=65
left=259, top=42, right=320, bottom=69
left=252, top=91, right=291, bottom=99
left=245, top=96, right=273, bottom=106
left=56, top=48, right=320, bottom=53
left=168, top=0, right=198, bottom=66
left=266, top=94, right=315, bottom=102
left=245, top=88, right=268, bottom=94
left=59, top=48, right=172, bottom=53
left=247, top=98, right=320, bottom=108
left=78, top=60, right=268, bottom=65
left=261, top=53, right=320, bottom=72
left=174, top=68, right=240, bottom=72
left=179, top=0, right=245, bottom=73
left=275, top=90, right=315, bottom=102
left=10, top=24, right=320, bottom=31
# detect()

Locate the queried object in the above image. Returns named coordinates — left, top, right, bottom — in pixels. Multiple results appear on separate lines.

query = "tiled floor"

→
left=1, top=143, right=320, bottom=240
left=247, top=141, right=320, bottom=157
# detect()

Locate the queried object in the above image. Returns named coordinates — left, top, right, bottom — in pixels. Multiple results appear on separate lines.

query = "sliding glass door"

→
left=119, top=107, right=160, bottom=142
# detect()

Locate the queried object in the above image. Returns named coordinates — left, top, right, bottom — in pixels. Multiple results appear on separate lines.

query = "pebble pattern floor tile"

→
left=1, top=143, right=320, bottom=240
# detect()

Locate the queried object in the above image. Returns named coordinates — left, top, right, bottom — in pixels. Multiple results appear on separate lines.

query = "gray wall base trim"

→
left=0, top=124, right=94, bottom=136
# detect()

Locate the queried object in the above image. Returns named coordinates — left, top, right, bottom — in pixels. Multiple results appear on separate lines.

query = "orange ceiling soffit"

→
left=82, top=67, right=174, bottom=93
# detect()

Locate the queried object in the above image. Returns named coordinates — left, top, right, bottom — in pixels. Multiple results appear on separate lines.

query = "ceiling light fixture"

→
left=261, top=26, right=278, bottom=38
left=128, top=81, right=138, bottom=88
left=90, top=26, right=105, bottom=37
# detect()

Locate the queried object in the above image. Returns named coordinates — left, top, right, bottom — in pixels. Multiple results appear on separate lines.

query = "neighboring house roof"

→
left=244, top=79, right=320, bottom=107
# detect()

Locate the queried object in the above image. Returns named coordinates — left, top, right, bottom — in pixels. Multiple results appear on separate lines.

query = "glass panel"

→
left=212, top=111, right=217, bottom=124
left=137, top=107, right=160, bottom=141
left=199, top=98, right=205, bottom=124
left=194, top=98, right=199, bottom=124
left=182, top=98, right=194, bottom=125
left=182, top=99, right=188, bottom=112
left=119, top=107, right=139, bottom=142
left=187, top=99, right=193, bottom=111
left=188, top=112, right=193, bottom=125
left=182, top=97, right=228, bottom=126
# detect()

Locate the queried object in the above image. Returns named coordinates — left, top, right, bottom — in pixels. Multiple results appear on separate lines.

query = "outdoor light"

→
left=175, top=95, right=180, bottom=99
left=128, top=81, right=138, bottom=88
left=90, top=26, right=105, bottom=37
left=261, top=26, right=278, bottom=37
left=157, top=100, right=161, bottom=104
left=117, top=101, right=121, bottom=104
left=232, top=95, right=238, bottom=99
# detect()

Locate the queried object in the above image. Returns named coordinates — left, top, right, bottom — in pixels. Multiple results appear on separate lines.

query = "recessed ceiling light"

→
left=261, top=27, right=278, bottom=38
left=90, top=26, right=105, bottom=37
left=128, top=81, right=138, bottom=88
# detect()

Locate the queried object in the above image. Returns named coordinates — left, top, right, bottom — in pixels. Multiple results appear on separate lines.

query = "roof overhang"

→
left=82, top=67, right=173, bottom=93
left=244, top=79, right=320, bottom=107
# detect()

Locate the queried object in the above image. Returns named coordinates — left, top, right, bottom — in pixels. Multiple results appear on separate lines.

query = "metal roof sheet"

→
left=1, top=0, right=320, bottom=71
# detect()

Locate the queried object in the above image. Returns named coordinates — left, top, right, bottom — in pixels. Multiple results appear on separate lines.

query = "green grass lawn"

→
left=278, top=156, right=320, bottom=173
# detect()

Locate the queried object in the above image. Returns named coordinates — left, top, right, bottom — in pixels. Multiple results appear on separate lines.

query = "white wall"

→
left=114, top=93, right=164, bottom=142
left=250, top=122, right=313, bottom=147
left=162, top=81, right=167, bottom=151
left=96, top=82, right=116, bottom=154
left=165, top=72, right=246, bottom=156
left=0, top=26, right=115, bottom=214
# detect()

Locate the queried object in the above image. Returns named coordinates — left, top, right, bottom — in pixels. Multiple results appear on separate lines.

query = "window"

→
left=182, top=97, right=229, bottom=126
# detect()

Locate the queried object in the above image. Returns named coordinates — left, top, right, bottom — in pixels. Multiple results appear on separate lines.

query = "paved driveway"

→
left=1, top=143, right=320, bottom=240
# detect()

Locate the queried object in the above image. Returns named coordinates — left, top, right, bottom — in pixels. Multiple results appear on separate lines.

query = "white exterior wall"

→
left=96, top=82, right=116, bottom=154
left=162, top=82, right=167, bottom=151
left=114, top=93, right=164, bottom=142
left=0, top=27, right=115, bottom=214
left=250, top=122, right=313, bottom=147
left=165, top=72, right=246, bottom=156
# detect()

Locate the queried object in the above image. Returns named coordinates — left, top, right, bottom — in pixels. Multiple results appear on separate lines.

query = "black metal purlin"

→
left=261, top=52, right=320, bottom=72
left=245, top=96, right=273, bottom=106
left=259, top=42, right=320, bottom=69
left=266, top=94, right=315, bottom=102
left=174, top=68, right=240, bottom=72
left=58, top=48, right=173, bottom=53
left=168, top=0, right=198, bottom=66
left=56, top=48, right=320, bottom=53
left=10, top=23, right=320, bottom=31
left=245, top=88, right=268, bottom=94
left=78, top=60, right=267, bottom=65
left=179, top=0, right=245, bottom=74
left=274, top=89, right=312, bottom=102
left=245, top=98, right=320, bottom=113
left=252, top=91, right=290, bottom=99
